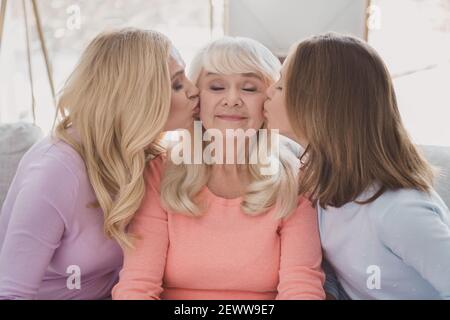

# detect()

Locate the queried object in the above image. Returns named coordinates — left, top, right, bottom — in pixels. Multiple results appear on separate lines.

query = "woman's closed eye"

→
left=242, top=86, right=257, bottom=92
left=209, top=85, right=224, bottom=91
left=172, top=81, right=183, bottom=91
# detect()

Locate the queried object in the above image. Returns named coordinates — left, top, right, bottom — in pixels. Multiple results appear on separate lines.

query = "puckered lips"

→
left=192, top=99, right=200, bottom=115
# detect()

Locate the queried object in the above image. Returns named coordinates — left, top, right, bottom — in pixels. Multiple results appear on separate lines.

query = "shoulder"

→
left=21, top=135, right=85, bottom=178
left=372, top=188, right=447, bottom=220
left=15, top=136, right=86, bottom=217
left=281, top=196, right=317, bottom=227
left=371, top=188, right=449, bottom=238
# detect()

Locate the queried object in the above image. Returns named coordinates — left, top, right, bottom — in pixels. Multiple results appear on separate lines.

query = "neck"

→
left=208, top=162, right=249, bottom=199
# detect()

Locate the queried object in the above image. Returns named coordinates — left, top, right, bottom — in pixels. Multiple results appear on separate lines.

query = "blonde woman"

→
left=0, top=28, right=199, bottom=299
left=264, top=33, right=450, bottom=299
left=112, top=37, right=325, bottom=300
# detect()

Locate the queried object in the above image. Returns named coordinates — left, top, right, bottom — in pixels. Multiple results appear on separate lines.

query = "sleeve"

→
left=377, top=196, right=450, bottom=300
left=111, top=164, right=169, bottom=300
left=276, top=197, right=326, bottom=300
left=0, top=159, right=76, bottom=299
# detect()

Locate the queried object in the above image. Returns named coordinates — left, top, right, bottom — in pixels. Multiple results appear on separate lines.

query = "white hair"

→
left=189, top=36, right=281, bottom=84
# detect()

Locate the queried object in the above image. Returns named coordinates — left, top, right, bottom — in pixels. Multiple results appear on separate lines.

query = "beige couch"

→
left=0, top=122, right=43, bottom=208
left=419, top=145, right=450, bottom=208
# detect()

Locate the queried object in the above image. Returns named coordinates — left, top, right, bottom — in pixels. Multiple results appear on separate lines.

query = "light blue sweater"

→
left=279, top=135, right=450, bottom=300
left=319, top=186, right=450, bottom=300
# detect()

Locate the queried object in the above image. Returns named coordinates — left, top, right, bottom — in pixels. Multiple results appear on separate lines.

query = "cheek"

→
left=168, top=95, right=186, bottom=126
left=270, top=95, right=285, bottom=122
left=279, top=99, right=290, bottom=124
left=199, top=93, right=216, bottom=128
left=166, top=92, right=193, bottom=128
left=170, top=91, right=188, bottom=113
left=245, top=95, right=266, bottom=127
left=266, top=95, right=277, bottom=112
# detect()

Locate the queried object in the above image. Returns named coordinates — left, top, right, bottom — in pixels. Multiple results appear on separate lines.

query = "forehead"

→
left=169, top=57, right=185, bottom=79
left=280, top=56, right=292, bottom=74
left=169, top=56, right=185, bottom=69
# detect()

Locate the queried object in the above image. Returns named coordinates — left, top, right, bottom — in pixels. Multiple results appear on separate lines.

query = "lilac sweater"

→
left=0, top=135, right=123, bottom=299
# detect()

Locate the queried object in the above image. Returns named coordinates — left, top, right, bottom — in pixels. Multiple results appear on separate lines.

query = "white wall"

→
left=227, top=0, right=367, bottom=56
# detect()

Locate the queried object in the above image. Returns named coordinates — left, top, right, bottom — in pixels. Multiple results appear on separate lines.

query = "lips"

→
left=263, top=102, right=269, bottom=116
left=215, top=114, right=248, bottom=121
left=192, top=101, right=200, bottom=114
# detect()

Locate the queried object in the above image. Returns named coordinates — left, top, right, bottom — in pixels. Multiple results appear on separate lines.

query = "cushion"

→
left=0, top=122, right=43, bottom=209
left=419, top=145, right=450, bottom=208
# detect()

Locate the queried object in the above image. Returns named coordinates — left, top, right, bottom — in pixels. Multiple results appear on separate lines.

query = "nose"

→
left=224, top=87, right=242, bottom=107
left=186, top=80, right=200, bottom=100
left=266, top=83, right=275, bottom=99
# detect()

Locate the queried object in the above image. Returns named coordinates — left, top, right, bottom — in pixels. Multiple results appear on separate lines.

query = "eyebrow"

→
left=171, top=69, right=184, bottom=81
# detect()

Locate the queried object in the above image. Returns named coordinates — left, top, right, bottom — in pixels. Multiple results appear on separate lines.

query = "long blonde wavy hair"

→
left=53, top=28, right=172, bottom=248
left=160, top=37, right=300, bottom=219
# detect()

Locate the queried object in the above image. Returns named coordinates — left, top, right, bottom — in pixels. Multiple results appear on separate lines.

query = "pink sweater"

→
left=112, top=156, right=325, bottom=300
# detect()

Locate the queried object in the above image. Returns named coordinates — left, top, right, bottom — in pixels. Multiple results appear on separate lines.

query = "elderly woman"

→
left=112, top=36, right=325, bottom=300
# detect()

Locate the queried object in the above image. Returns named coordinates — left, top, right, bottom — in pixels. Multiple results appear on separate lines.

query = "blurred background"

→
left=0, top=0, right=449, bottom=146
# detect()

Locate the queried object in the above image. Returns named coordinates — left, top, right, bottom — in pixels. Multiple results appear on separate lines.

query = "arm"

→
left=377, top=195, right=450, bottom=299
left=111, top=168, right=169, bottom=300
left=322, top=258, right=340, bottom=300
left=0, top=159, right=76, bottom=299
left=276, top=197, right=326, bottom=300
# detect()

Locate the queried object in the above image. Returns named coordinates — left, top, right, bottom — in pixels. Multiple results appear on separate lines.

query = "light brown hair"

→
left=285, top=32, right=434, bottom=208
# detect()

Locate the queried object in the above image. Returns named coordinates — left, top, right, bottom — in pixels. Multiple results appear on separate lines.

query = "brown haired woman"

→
left=264, top=32, right=450, bottom=299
